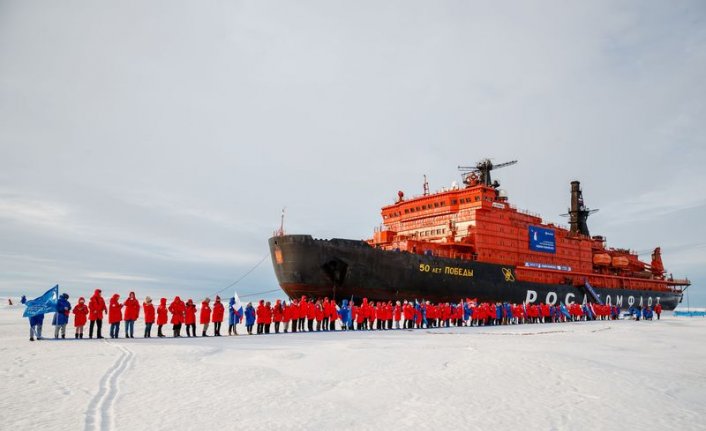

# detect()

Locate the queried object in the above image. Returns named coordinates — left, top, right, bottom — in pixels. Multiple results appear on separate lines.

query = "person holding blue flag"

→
left=29, top=313, right=44, bottom=341
left=53, top=293, right=72, bottom=339
left=23, top=285, right=59, bottom=341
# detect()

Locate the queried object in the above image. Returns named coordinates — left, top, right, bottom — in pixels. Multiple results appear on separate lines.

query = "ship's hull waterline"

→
left=269, top=235, right=683, bottom=310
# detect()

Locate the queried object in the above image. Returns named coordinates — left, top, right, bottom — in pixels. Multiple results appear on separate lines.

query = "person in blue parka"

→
left=338, top=299, right=351, bottom=330
left=244, top=302, right=256, bottom=335
left=504, top=302, right=513, bottom=325
left=52, top=293, right=72, bottom=339
left=228, top=297, right=242, bottom=336
left=29, top=313, right=44, bottom=341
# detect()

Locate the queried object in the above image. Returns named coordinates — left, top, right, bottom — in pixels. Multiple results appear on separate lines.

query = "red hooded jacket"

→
left=157, top=298, right=168, bottom=325
left=123, top=292, right=140, bottom=321
left=212, top=297, right=225, bottom=323
left=143, top=301, right=155, bottom=324
left=185, top=300, right=197, bottom=325
left=168, top=297, right=185, bottom=325
left=273, top=300, right=283, bottom=322
left=73, top=298, right=88, bottom=327
left=108, top=294, right=123, bottom=324
left=200, top=300, right=212, bottom=324
left=88, top=289, right=107, bottom=321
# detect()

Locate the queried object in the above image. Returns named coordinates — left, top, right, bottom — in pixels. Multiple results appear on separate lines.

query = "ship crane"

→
left=458, top=159, right=517, bottom=187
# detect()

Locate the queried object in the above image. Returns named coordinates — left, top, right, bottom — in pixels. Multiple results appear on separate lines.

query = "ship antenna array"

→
left=458, top=159, right=517, bottom=187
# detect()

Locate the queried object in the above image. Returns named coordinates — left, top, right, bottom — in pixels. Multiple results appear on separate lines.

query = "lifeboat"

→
left=612, top=256, right=629, bottom=268
left=593, top=253, right=611, bottom=266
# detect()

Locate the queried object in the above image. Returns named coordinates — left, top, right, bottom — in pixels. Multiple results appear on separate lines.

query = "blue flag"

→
left=23, top=285, right=59, bottom=318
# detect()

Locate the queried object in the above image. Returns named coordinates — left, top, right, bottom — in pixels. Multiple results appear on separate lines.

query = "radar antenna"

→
left=458, top=159, right=517, bottom=187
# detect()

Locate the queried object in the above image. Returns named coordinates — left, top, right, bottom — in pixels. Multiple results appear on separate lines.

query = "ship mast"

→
left=562, top=181, right=598, bottom=236
left=458, top=159, right=517, bottom=187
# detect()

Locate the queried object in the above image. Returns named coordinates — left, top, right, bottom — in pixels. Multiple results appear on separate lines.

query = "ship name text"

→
left=419, top=264, right=474, bottom=277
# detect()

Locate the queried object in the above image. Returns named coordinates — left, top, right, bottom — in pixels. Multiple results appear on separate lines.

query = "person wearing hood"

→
left=73, top=296, right=89, bottom=339
left=123, top=291, right=140, bottom=339
left=290, top=299, right=300, bottom=332
left=244, top=302, right=256, bottom=335
left=53, top=293, right=72, bottom=339
left=29, top=312, right=44, bottom=341
left=212, top=296, right=225, bottom=336
left=88, top=289, right=107, bottom=339
left=108, top=294, right=123, bottom=339
left=200, top=298, right=212, bottom=336
left=168, top=296, right=185, bottom=337
left=256, top=300, right=266, bottom=334
left=143, top=297, right=155, bottom=338
left=273, top=299, right=283, bottom=334
left=185, top=299, right=197, bottom=337
left=338, top=299, right=351, bottom=331
left=228, top=297, right=240, bottom=336
left=156, top=298, right=168, bottom=337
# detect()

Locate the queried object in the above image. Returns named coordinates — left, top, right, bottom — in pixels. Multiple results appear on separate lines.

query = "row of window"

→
left=418, top=229, right=446, bottom=237
left=386, top=195, right=486, bottom=218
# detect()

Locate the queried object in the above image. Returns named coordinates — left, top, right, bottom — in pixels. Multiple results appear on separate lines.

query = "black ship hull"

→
left=269, top=235, right=683, bottom=310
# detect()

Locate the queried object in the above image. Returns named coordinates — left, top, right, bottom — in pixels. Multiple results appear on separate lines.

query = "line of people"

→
left=26, top=289, right=664, bottom=341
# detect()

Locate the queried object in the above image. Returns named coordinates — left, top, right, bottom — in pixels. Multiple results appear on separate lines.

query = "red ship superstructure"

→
left=369, top=159, right=689, bottom=294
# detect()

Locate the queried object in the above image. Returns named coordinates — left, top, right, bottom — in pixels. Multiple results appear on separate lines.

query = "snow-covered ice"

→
left=1, top=303, right=705, bottom=430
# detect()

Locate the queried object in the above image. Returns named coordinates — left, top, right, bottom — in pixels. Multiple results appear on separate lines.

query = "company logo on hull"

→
left=525, top=290, right=661, bottom=307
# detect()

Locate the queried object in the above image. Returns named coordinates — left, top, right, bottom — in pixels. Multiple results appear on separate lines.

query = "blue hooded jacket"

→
left=53, top=296, right=71, bottom=326
left=245, top=304, right=256, bottom=326
left=228, top=297, right=237, bottom=325
left=29, top=313, right=44, bottom=326
left=504, top=303, right=513, bottom=319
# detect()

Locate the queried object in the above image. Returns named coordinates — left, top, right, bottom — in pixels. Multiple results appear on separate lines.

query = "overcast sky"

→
left=1, top=1, right=705, bottom=306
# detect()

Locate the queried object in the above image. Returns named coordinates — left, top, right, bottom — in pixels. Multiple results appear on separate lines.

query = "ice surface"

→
left=1, top=302, right=705, bottom=430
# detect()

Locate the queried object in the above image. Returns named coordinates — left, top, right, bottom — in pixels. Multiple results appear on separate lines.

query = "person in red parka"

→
left=262, top=301, right=272, bottom=334
left=72, top=297, right=89, bottom=339
left=314, top=300, right=324, bottom=331
left=212, top=296, right=225, bottom=336
left=143, top=297, right=155, bottom=338
left=108, top=294, right=123, bottom=339
left=156, top=298, right=168, bottom=337
left=185, top=299, right=197, bottom=337
left=256, top=300, right=266, bottom=334
left=123, top=291, right=140, bottom=339
left=88, top=289, right=107, bottom=339
left=168, top=296, right=185, bottom=337
left=200, top=297, right=212, bottom=337
left=393, top=301, right=402, bottom=329
left=273, top=299, right=283, bottom=334
left=654, top=303, right=662, bottom=320
left=290, top=299, right=300, bottom=333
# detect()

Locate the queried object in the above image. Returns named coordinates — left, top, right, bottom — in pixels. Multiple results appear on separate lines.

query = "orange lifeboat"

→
left=593, top=253, right=611, bottom=266
left=612, top=256, right=629, bottom=268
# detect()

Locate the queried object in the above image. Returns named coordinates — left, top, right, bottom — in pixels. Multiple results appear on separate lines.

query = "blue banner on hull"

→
left=529, top=226, right=555, bottom=253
